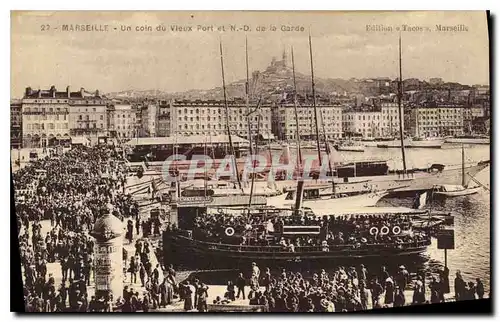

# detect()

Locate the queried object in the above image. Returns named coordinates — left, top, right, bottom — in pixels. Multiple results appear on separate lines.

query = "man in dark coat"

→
left=476, top=278, right=485, bottom=299
left=142, top=292, right=150, bottom=312
left=236, top=272, right=246, bottom=300
left=454, top=271, right=466, bottom=301
left=151, top=281, right=160, bottom=309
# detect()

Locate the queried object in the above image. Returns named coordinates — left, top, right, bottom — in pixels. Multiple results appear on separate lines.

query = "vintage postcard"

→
left=11, top=11, right=490, bottom=313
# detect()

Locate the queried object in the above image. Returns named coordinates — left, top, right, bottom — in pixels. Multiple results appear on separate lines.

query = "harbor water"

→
left=281, top=144, right=491, bottom=292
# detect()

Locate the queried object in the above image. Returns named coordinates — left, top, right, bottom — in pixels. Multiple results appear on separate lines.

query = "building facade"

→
left=21, top=86, right=71, bottom=148
left=273, top=103, right=343, bottom=141
left=111, top=103, right=137, bottom=139
left=380, top=102, right=401, bottom=137
left=409, top=104, right=465, bottom=137
left=11, top=100, right=23, bottom=149
left=169, top=100, right=273, bottom=139
left=156, top=100, right=171, bottom=137
left=140, top=104, right=158, bottom=137
left=68, top=88, right=107, bottom=138
left=342, top=109, right=382, bottom=138
left=21, top=86, right=108, bottom=148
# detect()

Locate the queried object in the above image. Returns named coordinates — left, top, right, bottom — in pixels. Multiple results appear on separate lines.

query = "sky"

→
left=11, top=11, right=490, bottom=98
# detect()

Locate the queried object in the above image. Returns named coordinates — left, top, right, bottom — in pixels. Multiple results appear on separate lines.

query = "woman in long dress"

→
left=183, top=281, right=194, bottom=311
left=384, top=278, right=394, bottom=305
left=165, top=277, right=174, bottom=305
left=159, top=279, right=167, bottom=308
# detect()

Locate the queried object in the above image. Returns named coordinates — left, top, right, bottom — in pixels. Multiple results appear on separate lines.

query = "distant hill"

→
left=105, top=56, right=474, bottom=101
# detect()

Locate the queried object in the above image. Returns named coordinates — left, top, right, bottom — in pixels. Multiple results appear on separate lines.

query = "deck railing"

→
left=172, top=230, right=431, bottom=253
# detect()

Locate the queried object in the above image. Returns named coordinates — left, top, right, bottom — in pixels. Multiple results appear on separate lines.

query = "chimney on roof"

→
left=25, top=87, right=32, bottom=97
left=66, top=86, right=71, bottom=98
left=50, top=85, right=56, bottom=98
left=95, top=90, right=100, bottom=97
left=80, top=87, right=85, bottom=97
left=38, top=89, right=42, bottom=98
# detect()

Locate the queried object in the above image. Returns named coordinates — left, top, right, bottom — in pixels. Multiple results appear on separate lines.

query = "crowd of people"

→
left=14, top=145, right=140, bottom=312
left=217, top=262, right=487, bottom=312
left=190, top=211, right=429, bottom=250
left=13, top=144, right=488, bottom=313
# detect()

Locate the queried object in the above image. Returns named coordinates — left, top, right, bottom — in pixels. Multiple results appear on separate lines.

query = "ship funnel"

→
left=294, top=179, right=305, bottom=215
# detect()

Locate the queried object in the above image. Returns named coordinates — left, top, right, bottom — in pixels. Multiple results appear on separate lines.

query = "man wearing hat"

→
left=395, top=265, right=409, bottom=291
left=358, top=264, right=368, bottom=284
left=236, top=272, right=246, bottom=300
left=454, top=270, right=466, bottom=301
left=251, top=262, right=260, bottom=279
left=142, top=291, right=150, bottom=312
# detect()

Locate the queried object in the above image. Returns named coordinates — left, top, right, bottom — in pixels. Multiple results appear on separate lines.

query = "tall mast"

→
left=461, top=144, right=466, bottom=187
left=246, top=36, right=252, bottom=149
left=397, top=34, right=407, bottom=175
left=309, top=34, right=322, bottom=167
left=248, top=107, right=261, bottom=210
left=291, top=47, right=303, bottom=171
left=319, top=107, right=336, bottom=195
left=220, top=41, right=242, bottom=190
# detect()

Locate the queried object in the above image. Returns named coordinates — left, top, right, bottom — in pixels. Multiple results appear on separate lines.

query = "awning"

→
left=71, top=136, right=90, bottom=145
left=259, top=133, right=275, bottom=140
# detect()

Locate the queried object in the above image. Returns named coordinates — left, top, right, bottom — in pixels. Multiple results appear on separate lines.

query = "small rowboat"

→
left=433, top=184, right=481, bottom=197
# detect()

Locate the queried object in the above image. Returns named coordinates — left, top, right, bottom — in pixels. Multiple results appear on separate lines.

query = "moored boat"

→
left=335, top=141, right=365, bottom=152
left=432, top=184, right=481, bottom=197
left=444, top=135, right=490, bottom=145
left=376, top=138, right=444, bottom=149
left=266, top=186, right=388, bottom=215
left=162, top=206, right=433, bottom=265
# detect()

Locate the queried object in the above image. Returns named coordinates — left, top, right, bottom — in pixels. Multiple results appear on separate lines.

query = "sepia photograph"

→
left=10, top=10, right=491, bottom=313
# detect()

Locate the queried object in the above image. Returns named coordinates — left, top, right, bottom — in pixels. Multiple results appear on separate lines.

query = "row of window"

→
left=286, top=133, right=342, bottom=139
left=417, top=109, right=463, bottom=114
left=178, top=108, right=271, bottom=116
left=419, top=122, right=462, bottom=126
left=77, top=123, right=104, bottom=129
left=343, top=115, right=398, bottom=121
left=25, top=123, right=69, bottom=130
left=176, top=115, right=270, bottom=122
left=418, top=115, right=461, bottom=120
left=25, top=114, right=67, bottom=121
left=78, top=115, right=105, bottom=121
left=177, top=123, right=270, bottom=130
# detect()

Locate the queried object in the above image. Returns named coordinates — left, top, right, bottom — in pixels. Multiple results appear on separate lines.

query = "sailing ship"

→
left=433, top=145, right=484, bottom=198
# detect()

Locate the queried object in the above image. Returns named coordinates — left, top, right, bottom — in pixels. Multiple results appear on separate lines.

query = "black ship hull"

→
left=162, top=231, right=431, bottom=268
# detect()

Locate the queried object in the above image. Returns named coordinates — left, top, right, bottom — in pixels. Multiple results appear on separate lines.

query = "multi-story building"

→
left=21, top=86, right=108, bottom=148
left=169, top=100, right=273, bottom=139
left=380, top=102, right=401, bottom=137
left=409, top=104, right=465, bottom=137
left=21, top=86, right=71, bottom=148
left=156, top=100, right=171, bottom=137
left=342, top=109, right=382, bottom=138
left=140, top=104, right=158, bottom=137
left=68, top=88, right=107, bottom=138
left=111, top=103, right=137, bottom=139
left=11, top=100, right=23, bottom=149
left=273, top=103, right=343, bottom=141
